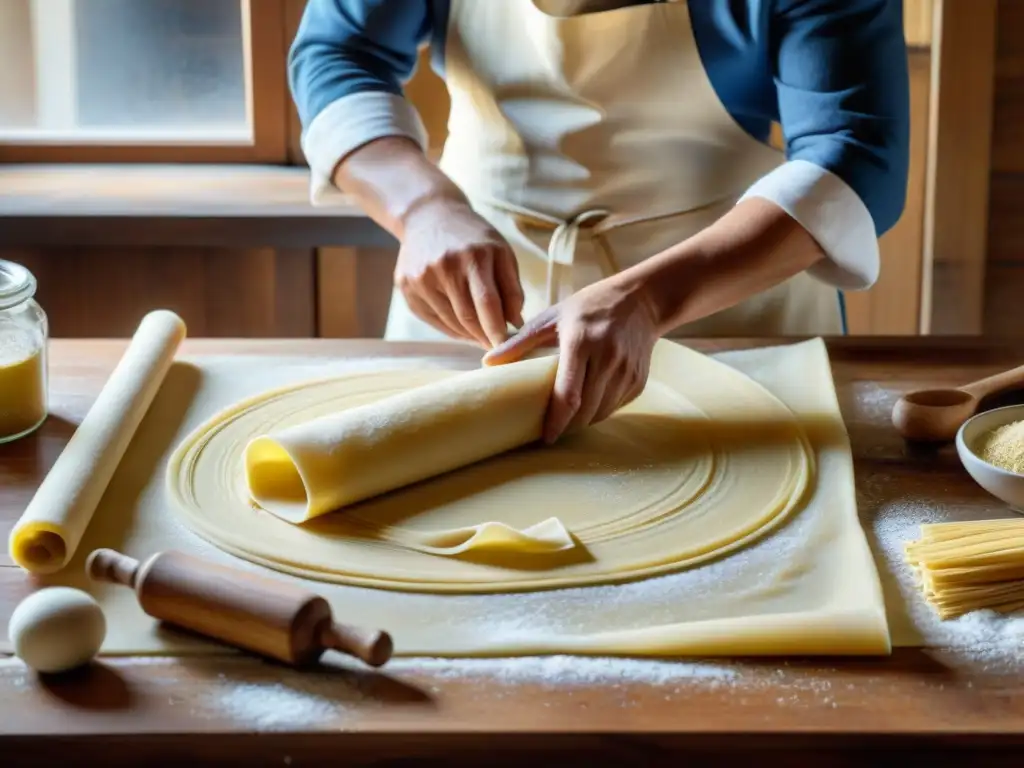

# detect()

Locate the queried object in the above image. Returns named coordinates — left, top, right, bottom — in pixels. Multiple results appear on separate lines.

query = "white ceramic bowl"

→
left=956, top=404, right=1024, bottom=513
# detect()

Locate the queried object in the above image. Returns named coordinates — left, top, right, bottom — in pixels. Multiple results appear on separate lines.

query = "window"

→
left=0, top=0, right=290, bottom=162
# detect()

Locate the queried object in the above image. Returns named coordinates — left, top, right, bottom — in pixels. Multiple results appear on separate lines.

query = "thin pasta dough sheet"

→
left=169, top=341, right=818, bottom=593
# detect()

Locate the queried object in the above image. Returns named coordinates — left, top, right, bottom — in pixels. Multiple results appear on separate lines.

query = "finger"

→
left=493, top=247, right=525, bottom=327
left=624, top=368, right=648, bottom=406
left=440, top=271, right=490, bottom=347
left=570, top=353, right=615, bottom=433
left=404, top=290, right=472, bottom=341
left=591, top=367, right=633, bottom=426
left=482, top=307, right=557, bottom=366
left=467, top=262, right=509, bottom=348
left=613, top=359, right=651, bottom=415
left=544, top=337, right=587, bottom=444
left=404, top=277, right=472, bottom=341
left=423, top=284, right=480, bottom=343
left=631, top=355, right=652, bottom=404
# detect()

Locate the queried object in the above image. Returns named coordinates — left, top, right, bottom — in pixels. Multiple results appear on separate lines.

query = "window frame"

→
left=0, top=0, right=290, bottom=164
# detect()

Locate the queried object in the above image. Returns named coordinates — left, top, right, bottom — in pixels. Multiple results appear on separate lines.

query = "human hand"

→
left=482, top=276, right=659, bottom=443
left=396, top=198, right=524, bottom=347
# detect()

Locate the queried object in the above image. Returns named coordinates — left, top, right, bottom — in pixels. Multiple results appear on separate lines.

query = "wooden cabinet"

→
left=2, top=247, right=315, bottom=338
left=984, top=0, right=1024, bottom=337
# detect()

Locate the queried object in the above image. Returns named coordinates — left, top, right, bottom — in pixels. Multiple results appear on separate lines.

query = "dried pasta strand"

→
left=904, top=519, right=1024, bottom=620
left=926, top=562, right=1024, bottom=588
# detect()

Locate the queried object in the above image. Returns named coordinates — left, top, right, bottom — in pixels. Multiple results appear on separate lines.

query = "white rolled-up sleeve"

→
left=302, top=91, right=429, bottom=206
left=739, top=159, right=880, bottom=291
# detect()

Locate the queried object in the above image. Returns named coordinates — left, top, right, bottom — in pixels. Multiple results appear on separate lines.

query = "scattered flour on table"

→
left=383, top=656, right=876, bottom=711
left=211, top=680, right=354, bottom=729
left=870, top=497, right=1024, bottom=667
left=0, top=657, right=30, bottom=691
left=848, top=382, right=897, bottom=421
left=387, top=656, right=739, bottom=688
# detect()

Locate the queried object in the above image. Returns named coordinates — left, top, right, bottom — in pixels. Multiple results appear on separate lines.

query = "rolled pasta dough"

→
left=8, top=310, right=185, bottom=574
left=245, top=355, right=559, bottom=523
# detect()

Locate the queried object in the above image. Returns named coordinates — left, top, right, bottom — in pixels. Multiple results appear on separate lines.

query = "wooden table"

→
left=2, top=336, right=1024, bottom=766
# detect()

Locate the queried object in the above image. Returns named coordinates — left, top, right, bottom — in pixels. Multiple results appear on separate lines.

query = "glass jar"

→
left=0, top=260, right=48, bottom=442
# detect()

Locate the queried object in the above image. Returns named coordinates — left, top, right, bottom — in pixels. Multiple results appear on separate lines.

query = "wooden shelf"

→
left=0, top=164, right=394, bottom=248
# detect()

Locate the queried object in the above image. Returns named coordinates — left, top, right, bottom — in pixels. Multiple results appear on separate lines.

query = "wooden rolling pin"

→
left=86, top=548, right=393, bottom=668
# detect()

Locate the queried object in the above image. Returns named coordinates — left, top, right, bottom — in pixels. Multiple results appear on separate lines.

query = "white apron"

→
left=385, top=0, right=844, bottom=341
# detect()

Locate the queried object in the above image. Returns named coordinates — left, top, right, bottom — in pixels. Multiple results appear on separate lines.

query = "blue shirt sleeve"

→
left=288, top=0, right=432, bottom=129
left=773, top=0, right=910, bottom=236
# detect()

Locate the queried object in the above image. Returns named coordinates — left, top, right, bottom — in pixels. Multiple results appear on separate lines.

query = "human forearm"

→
left=619, top=197, right=827, bottom=336
left=332, top=137, right=474, bottom=239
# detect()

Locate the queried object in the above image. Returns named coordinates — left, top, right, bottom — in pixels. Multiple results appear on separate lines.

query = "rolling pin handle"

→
left=319, top=622, right=394, bottom=668
left=86, top=548, right=142, bottom=588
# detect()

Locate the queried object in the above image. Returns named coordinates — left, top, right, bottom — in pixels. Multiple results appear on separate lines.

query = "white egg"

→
left=8, top=587, right=106, bottom=674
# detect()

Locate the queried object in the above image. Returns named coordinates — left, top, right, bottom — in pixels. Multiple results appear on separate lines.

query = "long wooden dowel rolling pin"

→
left=8, top=310, right=186, bottom=574
left=87, top=548, right=393, bottom=667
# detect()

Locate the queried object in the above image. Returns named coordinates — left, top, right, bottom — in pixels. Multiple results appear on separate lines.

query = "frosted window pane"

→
left=74, top=0, right=246, bottom=130
left=0, top=0, right=249, bottom=139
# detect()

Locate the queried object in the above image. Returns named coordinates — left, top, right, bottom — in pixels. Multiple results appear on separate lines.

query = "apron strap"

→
left=476, top=197, right=613, bottom=306
left=476, top=195, right=708, bottom=307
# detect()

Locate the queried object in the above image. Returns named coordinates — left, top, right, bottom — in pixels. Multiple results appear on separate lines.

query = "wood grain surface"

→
left=985, top=0, right=1024, bottom=337
left=844, top=49, right=930, bottom=335
left=4, top=247, right=316, bottom=339
left=922, top=0, right=997, bottom=335
left=2, top=336, right=1024, bottom=765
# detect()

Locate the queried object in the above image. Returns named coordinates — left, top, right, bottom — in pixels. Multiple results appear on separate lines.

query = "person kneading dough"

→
left=290, top=0, right=909, bottom=441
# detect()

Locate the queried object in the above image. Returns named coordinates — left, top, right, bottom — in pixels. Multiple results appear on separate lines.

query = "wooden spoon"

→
left=892, top=363, right=1024, bottom=442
